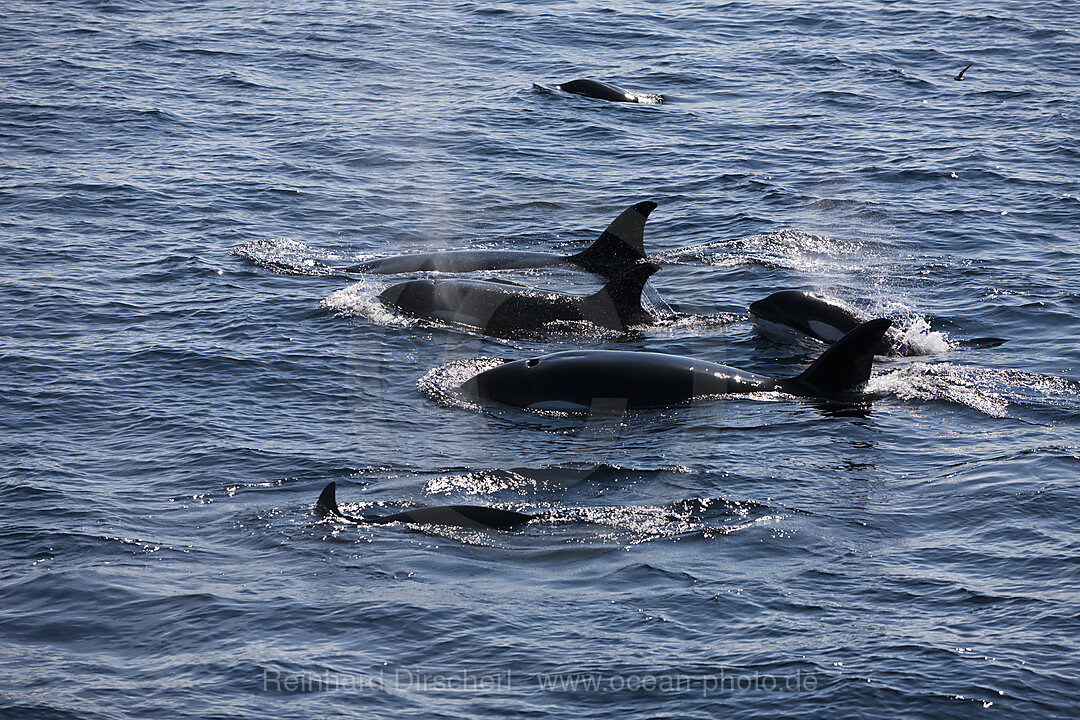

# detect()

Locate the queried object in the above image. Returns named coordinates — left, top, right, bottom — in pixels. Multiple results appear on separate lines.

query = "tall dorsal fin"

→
left=567, top=201, right=656, bottom=276
left=586, top=262, right=660, bottom=327
left=316, top=482, right=341, bottom=516
left=787, top=319, right=891, bottom=395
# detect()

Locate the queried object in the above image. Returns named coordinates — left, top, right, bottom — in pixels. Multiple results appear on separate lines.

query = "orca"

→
left=345, top=201, right=656, bottom=279
left=459, top=319, right=891, bottom=411
left=555, top=79, right=660, bottom=104
left=378, top=262, right=660, bottom=337
left=317, top=482, right=535, bottom=531
left=749, top=290, right=924, bottom=356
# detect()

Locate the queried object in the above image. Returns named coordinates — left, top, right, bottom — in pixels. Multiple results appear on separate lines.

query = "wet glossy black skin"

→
left=750, top=290, right=910, bottom=355
left=556, top=79, right=637, bottom=103
left=459, top=319, right=893, bottom=410
left=378, top=263, right=658, bottom=337
left=461, top=350, right=781, bottom=410
left=350, top=250, right=563, bottom=275
left=346, top=201, right=657, bottom=280
left=317, top=482, right=534, bottom=531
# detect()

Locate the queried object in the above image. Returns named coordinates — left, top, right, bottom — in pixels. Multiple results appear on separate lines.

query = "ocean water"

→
left=2, top=0, right=1079, bottom=717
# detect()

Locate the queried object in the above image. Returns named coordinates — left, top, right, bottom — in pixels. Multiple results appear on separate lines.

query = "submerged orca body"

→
left=460, top=319, right=891, bottom=411
left=378, top=263, right=660, bottom=337
left=749, top=290, right=920, bottom=356
left=346, top=202, right=657, bottom=279
left=317, top=482, right=535, bottom=531
left=556, top=79, right=644, bottom=103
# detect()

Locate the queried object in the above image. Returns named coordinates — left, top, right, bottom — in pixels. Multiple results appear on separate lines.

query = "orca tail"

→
left=586, top=262, right=661, bottom=327
left=787, top=319, right=892, bottom=395
left=567, top=201, right=656, bottom=276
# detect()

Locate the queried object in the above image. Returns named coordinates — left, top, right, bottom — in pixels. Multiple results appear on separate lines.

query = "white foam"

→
left=232, top=237, right=348, bottom=276
left=656, top=229, right=871, bottom=276
left=867, top=363, right=1080, bottom=418
left=416, top=357, right=506, bottom=410
left=868, top=363, right=1010, bottom=418
left=321, top=281, right=408, bottom=327
left=893, top=316, right=951, bottom=356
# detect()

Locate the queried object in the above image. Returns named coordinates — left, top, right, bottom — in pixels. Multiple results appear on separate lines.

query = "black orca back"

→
left=316, top=482, right=535, bottom=531
left=379, top=506, right=535, bottom=531
left=556, top=79, right=636, bottom=103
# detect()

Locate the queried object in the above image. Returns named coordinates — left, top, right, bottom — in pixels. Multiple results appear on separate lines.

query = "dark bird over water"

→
left=954, top=63, right=972, bottom=80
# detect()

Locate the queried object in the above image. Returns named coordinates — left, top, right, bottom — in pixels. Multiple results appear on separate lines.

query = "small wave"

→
left=320, top=281, right=410, bottom=327
left=416, top=357, right=505, bottom=410
left=628, top=92, right=664, bottom=105
left=232, top=238, right=349, bottom=276
left=650, top=311, right=742, bottom=334
left=541, top=495, right=786, bottom=544
left=326, top=494, right=777, bottom=546
left=423, top=463, right=693, bottom=496
left=496, top=319, right=630, bottom=341
left=642, top=283, right=673, bottom=315
left=656, top=228, right=871, bottom=275
left=213, top=71, right=277, bottom=91
left=869, top=363, right=1080, bottom=418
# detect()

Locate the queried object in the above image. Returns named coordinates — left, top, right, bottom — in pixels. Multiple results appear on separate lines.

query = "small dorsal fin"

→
left=316, top=483, right=534, bottom=529
left=567, top=201, right=656, bottom=276
left=587, top=262, right=660, bottom=327
left=317, top=482, right=376, bottom=523
left=787, top=319, right=891, bottom=395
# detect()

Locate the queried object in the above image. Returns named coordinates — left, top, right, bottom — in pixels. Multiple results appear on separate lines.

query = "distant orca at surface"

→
left=317, top=482, right=535, bottom=531
left=555, top=79, right=663, bottom=105
left=378, top=262, right=660, bottom=337
left=460, top=319, right=892, bottom=411
left=749, top=290, right=927, bottom=356
left=750, top=290, right=912, bottom=355
left=345, top=201, right=657, bottom=279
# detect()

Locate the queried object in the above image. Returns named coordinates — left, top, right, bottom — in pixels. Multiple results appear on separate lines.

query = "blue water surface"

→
left=2, top=1, right=1078, bottom=718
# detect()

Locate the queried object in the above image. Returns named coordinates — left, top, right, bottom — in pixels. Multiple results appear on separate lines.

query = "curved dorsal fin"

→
left=586, top=262, right=661, bottom=327
left=567, top=201, right=656, bottom=276
left=316, top=482, right=379, bottom=523
left=787, top=319, right=891, bottom=395
left=316, top=482, right=340, bottom=516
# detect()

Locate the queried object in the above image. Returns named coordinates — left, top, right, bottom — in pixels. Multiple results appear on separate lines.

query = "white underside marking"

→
left=431, top=310, right=485, bottom=327
left=751, top=317, right=825, bottom=348
left=807, top=320, right=844, bottom=342
left=526, top=401, right=590, bottom=412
